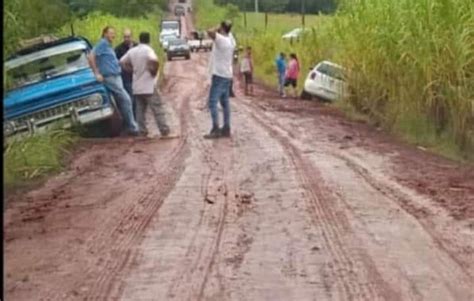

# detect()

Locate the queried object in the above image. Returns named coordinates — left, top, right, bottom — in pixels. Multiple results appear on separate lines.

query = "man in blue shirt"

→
left=275, top=52, right=287, bottom=97
left=88, top=26, right=139, bottom=136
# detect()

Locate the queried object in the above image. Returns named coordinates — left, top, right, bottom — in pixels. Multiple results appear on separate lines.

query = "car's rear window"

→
left=170, top=39, right=186, bottom=45
left=317, top=63, right=345, bottom=81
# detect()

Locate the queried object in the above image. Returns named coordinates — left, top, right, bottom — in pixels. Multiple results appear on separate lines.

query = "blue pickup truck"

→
left=4, top=36, right=119, bottom=138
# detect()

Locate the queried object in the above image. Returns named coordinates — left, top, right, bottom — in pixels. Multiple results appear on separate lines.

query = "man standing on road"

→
left=120, top=32, right=175, bottom=139
left=88, top=26, right=139, bottom=136
left=205, top=21, right=236, bottom=139
left=276, top=52, right=287, bottom=97
left=115, top=29, right=138, bottom=113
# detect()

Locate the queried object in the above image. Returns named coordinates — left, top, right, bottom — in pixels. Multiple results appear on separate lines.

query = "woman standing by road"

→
left=284, top=53, right=300, bottom=99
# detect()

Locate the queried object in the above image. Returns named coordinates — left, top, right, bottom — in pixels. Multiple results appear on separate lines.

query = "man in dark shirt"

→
left=115, top=28, right=137, bottom=113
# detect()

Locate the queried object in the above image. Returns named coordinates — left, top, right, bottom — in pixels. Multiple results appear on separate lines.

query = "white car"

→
left=282, top=28, right=309, bottom=41
left=302, top=61, right=348, bottom=101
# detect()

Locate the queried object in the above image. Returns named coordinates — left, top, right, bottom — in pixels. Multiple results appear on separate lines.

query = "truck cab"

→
left=160, top=20, right=181, bottom=38
left=4, top=36, right=118, bottom=138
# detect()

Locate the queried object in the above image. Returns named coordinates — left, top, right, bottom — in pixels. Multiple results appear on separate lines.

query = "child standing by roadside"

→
left=275, top=52, right=287, bottom=97
left=240, top=46, right=254, bottom=96
left=284, top=53, right=300, bottom=99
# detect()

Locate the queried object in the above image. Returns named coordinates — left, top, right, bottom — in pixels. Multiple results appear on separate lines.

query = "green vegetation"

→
left=196, top=0, right=474, bottom=161
left=58, top=12, right=165, bottom=62
left=4, top=129, right=77, bottom=188
left=4, top=0, right=167, bottom=58
left=214, top=0, right=337, bottom=14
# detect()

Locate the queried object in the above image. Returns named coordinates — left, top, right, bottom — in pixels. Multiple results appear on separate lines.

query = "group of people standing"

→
left=87, top=22, right=300, bottom=142
left=237, top=47, right=300, bottom=99
left=88, top=26, right=174, bottom=138
left=276, top=52, right=300, bottom=98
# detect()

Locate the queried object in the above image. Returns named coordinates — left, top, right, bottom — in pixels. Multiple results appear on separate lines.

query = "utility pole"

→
left=255, top=0, right=259, bottom=14
left=301, top=0, right=306, bottom=28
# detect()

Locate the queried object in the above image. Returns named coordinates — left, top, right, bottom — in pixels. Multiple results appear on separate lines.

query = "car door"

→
left=329, top=66, right=346, bottom=98
left=316, top=63, right=331, bottom=92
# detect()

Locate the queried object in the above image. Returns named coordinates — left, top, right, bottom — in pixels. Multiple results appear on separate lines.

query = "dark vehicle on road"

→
left=4, top=36, right=120, bottom=138
left=174, top=5, right=185, bottom=17
left=178, top=0, right=186, bottom=3
left=167, top=38, right=191, bottom=61
left=188, top=31, right=212, bottom=52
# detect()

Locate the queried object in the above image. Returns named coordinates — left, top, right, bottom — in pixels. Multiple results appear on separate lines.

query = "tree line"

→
left=214, top=0, right=337, bottom=14
left=4, top=0, right=167, bottom=57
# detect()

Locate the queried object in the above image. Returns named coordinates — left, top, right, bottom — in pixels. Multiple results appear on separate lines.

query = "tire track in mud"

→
left=165, top=55, right=233, bottom=301
left=334, top=152, right=474, bottom=279
left=86, top=66, right=195, bottom=300
left=41, top=60, right=194, bottom=300
left=235, top=99, right=397, bottom=300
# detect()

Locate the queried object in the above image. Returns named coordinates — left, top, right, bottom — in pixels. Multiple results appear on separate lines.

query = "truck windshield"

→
left=162, top=22, right=179, bottom=30
left=5, top=44, right=89, bottom=91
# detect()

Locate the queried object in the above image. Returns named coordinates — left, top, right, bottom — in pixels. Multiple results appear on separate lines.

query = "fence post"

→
left=301, top=0, right=306, bottom=28
left=244, top=11, right=247, bottom=28
left=265, top=12, right=268, bottom=31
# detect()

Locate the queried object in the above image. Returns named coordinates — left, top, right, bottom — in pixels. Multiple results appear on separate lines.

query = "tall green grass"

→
left=4, top=129, right=77, bottom=188
left=197, top=0, right=474, bottom=160
left=334, top=0, right=474, bottom=159
left=58, top=12, right=165, bottom=63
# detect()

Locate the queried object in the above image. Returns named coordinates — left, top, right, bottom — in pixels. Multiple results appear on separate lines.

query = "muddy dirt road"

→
left=4, top=12, right=474, bottom=301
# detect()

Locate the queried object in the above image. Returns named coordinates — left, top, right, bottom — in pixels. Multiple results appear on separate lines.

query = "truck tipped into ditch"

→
left=4, top=36, right=121, bottom=138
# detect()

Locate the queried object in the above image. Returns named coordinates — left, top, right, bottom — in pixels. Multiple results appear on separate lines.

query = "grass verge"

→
left=4, top=129, right=77, bottom=191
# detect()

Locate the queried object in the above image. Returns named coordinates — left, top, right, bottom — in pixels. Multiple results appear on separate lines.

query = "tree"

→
left=224, top=4, right=241, bottom=22
left=260, top=0, right=289, bottom=13
left=4, top=0, right=72, bottom=57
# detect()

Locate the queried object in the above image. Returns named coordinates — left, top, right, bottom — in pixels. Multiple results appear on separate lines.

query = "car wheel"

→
left=105, top=106, right=123, bottom=137
left=300, top=90, right=313, bottom=100
left=186, top=55, right=191, bottom=60
left=168, top=56, right=173, bottom=61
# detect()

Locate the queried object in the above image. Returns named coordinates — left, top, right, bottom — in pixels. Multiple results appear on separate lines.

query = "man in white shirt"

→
left=120, top=32, right=173, bottom=138
left=205, top=21, right=236, bottom=139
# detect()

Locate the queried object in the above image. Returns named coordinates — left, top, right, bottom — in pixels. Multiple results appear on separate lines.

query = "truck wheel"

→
left=85, top=100, right=122, bottom=138
left=104, top=106, right=123, bottom=137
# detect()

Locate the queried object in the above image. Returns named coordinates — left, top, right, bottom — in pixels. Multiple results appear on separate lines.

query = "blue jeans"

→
left=122, top=79, right=136, bottom=117
left=278, top=72, right=286, bottom=95
left=209, top=75, right=232, bottom=129
left=104, top=75, right=139, bottom=133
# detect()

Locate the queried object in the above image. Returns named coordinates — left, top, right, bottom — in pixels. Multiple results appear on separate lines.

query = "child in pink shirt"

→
left=284, top=53, right=300, bottom=98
